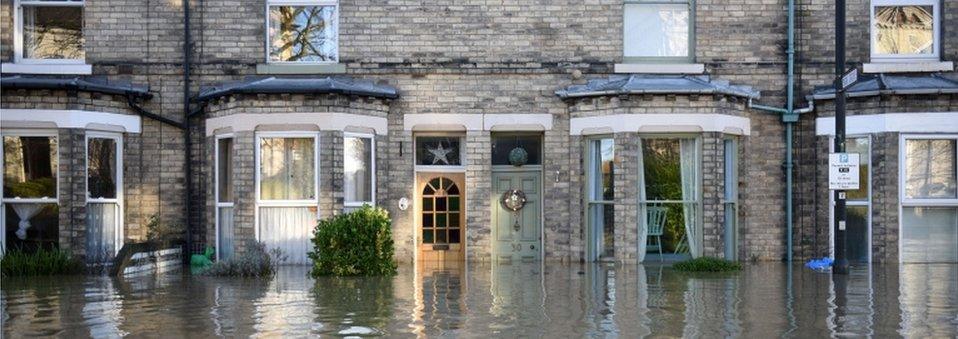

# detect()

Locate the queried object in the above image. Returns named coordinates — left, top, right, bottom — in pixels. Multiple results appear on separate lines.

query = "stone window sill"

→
left=256, top=63, right=346, bottom=75
left=1, top=63, right=92, bottom=75
left=614, top=63, right=705, bottom=74
left=862, top=61, right=953, bottom=74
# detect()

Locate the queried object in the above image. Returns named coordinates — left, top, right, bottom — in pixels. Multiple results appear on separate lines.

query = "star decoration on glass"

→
left=427, top=142, right=453, bottom=165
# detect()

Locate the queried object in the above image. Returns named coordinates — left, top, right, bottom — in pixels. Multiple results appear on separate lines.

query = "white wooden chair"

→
left=646, top=206, right=668, bottom=261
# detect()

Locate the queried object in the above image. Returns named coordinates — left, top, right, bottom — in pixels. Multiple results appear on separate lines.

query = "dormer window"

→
left=14, top=0, right=85, bottom=63
left=266, top=0, right=339, bottom=63
left=870, top=0, right=939, bottom=62
left=623, top=0, right=693, bottom=63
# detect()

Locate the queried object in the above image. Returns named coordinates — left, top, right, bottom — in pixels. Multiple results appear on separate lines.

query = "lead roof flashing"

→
left=196, top=76, right=400, bottom=102
left=809, top=73, right=958, bottom=100
left=0, top=75, right=153, bottom=99
left=554, top=74, right=761, bottom=100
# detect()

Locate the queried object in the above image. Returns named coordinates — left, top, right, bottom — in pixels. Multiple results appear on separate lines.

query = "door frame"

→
left=412, top=132, right=467, bottom=264
left=85, top=131, right=124, bottom=256
left=828, top=134, right=872, bottom=263
left=253, top=131, right=320, bottom=243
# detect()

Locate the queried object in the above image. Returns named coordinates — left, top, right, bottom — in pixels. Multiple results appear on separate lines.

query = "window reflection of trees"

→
left=269, top=6, right=338, bottom=62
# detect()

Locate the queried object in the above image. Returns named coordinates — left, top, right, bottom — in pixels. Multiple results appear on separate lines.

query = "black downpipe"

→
left=183, top=0, right=194, bottom=257
left=126, top=97, right=185, bottom=129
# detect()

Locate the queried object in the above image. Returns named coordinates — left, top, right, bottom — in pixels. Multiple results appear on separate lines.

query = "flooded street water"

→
left=2, top=263, right=957, bottom=338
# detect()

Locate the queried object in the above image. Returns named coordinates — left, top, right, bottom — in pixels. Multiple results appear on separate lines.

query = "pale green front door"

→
left=492, top=170, right=542, bottom=262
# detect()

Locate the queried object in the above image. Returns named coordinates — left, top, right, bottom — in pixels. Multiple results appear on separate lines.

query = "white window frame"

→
left=898, top=134, right=958, bottom=263
left=343, top=132, right=375, bottom=209
left=828, top=135, right=873, bottom=262
left=869, top=0, right=940, bottom=63
left=13, top=0, right=86, bottom=65
left=84, top=131, right=124, bottom=256
left=0, top=129, right=60, bottom=253
left=413, top=133, right=467, bottom=173
left=585, top=136, right=615, bottom=262
left=636, top=134, right=704, bottom=258
left=264, top=0, right=340, bottom=64
left=214, top=134, right=234, bottom=261
left=254, top=131, right=320, bottom=240
left=622, top=0, right=695, bottom=64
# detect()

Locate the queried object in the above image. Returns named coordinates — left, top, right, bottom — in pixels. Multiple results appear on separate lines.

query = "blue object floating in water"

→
left=805, top=257, right=834, bottom=272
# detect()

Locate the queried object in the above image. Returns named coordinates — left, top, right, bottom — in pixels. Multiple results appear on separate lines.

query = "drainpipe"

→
left=183, top=0, right=194, bottom=256
left=746, top=0, right=813, bottom=263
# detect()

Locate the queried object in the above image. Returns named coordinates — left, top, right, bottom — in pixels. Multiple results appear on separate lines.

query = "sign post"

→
left=833, top=0, right=850, bottom=275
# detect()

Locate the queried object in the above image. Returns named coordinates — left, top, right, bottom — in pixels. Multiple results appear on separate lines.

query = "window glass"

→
left=344, top=136, right=373, bottom=204
left=217, top=138, right=233, bottom=203
left=624, top=2, right=690, bottom=58
left=421, top=177, right=461, bottom=244
left=3, top=136, right=58, bottom=199
left=591, top=139, right=614, bottom=201
left=846, top=137, right=870, bottom=201
left=259, top=137, right=315, bottom=200
left=642, top=139, right=683, bottom=201
left=268, top=4, right=338, bottom=62
left=87, top=138, right=117, bottom=199
left=905, top=139, right=957, bottom=199
left=901, top=207, right=958, bottom=263
left=873, top=5, right=934, bottom=56
left=21, top=3, right=84, bottom=60
left=492, top=134, right=541, bottom=166
left=416, top=136, right=462, bottom=166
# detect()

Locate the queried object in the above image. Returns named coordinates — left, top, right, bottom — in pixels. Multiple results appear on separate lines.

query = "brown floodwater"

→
left=2, top=263, right=956, bottom=338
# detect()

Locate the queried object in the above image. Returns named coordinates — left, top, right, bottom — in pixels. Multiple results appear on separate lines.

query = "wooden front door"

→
left=492, top=170, right=542, bottom=262
left=417, top=173, right=465, bottom=263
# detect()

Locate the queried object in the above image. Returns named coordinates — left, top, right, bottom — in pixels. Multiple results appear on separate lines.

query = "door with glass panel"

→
left=86, top=133, right=123, bottom=263
left=900, top=135, right=958, bottom=263
left=586, top=137, right=615, bottom=262
left=830, top=137, right=871, bottom=262
left=256, top=134, right=318, bottom=265
left=418, top=173, right=465, bottom=263
left=215, top=137, right=235, bottom=261
left=638, top=137, right=701, bottom=261
left=2, top=132, right=60, bottom=254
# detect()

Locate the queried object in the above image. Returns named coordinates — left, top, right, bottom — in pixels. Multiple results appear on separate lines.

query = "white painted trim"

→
left=815, top=112, right=958, bottom=136
left=898, top=133, right=958, bottom=263
left=869, top=0, right=940, bottom=63
left=205, top=113, right=386, bottom=136
left=613, top=63, right=706, bottom=74
left=254, top=132, right=321, bottom=243
left=403, top=113, right=554, bottom=132
left=343, top=132, right=376, bottom=209
left=1, top=109, right=141, bottom=133
left=214, top=135, right=234, bottom=261
left=84, top=131, right=124, bottom=256
left=569, top=114, right=750, bottom=136
left=1, top=63, right=92, bottom=75
left=12, top=0, right=87, bottom=66
left=483, top=114, right=553, bottom=131
left=862, top=61, right=953, bottom=74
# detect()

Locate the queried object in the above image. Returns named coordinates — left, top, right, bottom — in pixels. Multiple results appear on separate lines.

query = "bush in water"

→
left=309, top=205, right=397, bottom=276
left=672, top=256, right=742, bottom=272
left=1, top=248, right=85, bottom=277
left=203, top=241, right=286, bottom=278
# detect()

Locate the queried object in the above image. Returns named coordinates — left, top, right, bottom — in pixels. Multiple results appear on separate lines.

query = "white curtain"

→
left=636, top=140, right=647, bottom=263
left=258, top=206, right=314, bottom=264
left=86, top=202, right=117, bottom=263
left=11, top=203, right=43, bottom=240
left=679, top=139, right=700, bottom=258
left=218, top=206, right=235, bottom=260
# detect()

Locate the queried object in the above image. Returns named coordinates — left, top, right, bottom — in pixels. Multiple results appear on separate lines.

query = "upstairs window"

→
left=14, top=0, right=85, bottom=63
left=871, top=0, right=939, bottom=62
left=623, top=0, right=693, bottom=62
left=267, top=0, right=339, bottom=63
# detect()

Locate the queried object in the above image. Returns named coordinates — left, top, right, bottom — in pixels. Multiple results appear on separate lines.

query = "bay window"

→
left=14, top=0, right=85, bottom=63
left=870, top=0, right=939, bottom=62
left=900, top=135, right=958, bottom=263
left=343, top=133, right=374, bottom=211
left=267, top=0, right=339, bottom=63
left=586, top=137, right=615, bottom=261
left=623, top=0, right=693, bottom=62
left=215, top=136, right=235, bottom=261
left=2, top=132, right=59, bottom=253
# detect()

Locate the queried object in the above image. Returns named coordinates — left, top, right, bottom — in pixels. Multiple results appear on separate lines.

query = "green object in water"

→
left=190, top=246, right=215, bottom=269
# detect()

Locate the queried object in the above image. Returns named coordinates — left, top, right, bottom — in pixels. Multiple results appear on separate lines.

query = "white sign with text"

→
left=829, top=153, right=860, bottom=190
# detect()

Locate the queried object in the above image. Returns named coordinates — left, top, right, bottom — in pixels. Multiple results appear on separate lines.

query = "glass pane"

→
left=847, top=206, right=869, bottom=262
left=259, top=137, right=315, bottom=200
left=624, top=3, right=689, bottom=58
left=217, top=138, right=233, bottom=203
left=436, top=229, right=447, bottom=243
left=642, top=139, right=683, bottom=201
left=436, top=197, right=447, bottom=211
left=590, top=139, right=615, bottom=201
left=590, top=203, right=615, bottom=259
left=436, top=213, right=447, bottom=228
left=422, top=229, right=434, bottom=244
left=4, top=203, right=59, bottom=252
left=268, top=5, right=338, bottom=62
left=422, top=213, right=433, bottom=228
left=448, top=213, right=459, bottom=227
left=3, top=136, right=57, bottom=198
left=22, top=5, right=84, bottom=60
left=87, top=138, right=117, bottom=199
left=344, top=137, right=373, bottom=203
left=901, top=207, right=958, bottom=263
left=905, top=139, right=957, bottom=199
left=446, top=183, right=459, bottom=195
left=846, top=138, right=870, bottom=201
left=422, top=197, right=433, bottom=211
left=873, top=6, right=935, bottom=55
left=449, top=228, right=460, bottom=244
left=448, top=197, right=460, bottom=211
left=491, top=134, right=542, bottom=166
left=416, top=136, right=462, bottom=166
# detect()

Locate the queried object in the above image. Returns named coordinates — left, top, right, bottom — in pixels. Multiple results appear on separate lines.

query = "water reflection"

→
left=2, top=263, right=957, bottom=337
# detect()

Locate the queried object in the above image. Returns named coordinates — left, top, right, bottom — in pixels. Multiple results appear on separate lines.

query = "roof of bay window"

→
left=196, top=76, right=399, bottom=102
left=809, top=73, right=958, bottom=100
left=0, top=75, right=152, bottom=99
left=555, top=75, right=760, bottom=100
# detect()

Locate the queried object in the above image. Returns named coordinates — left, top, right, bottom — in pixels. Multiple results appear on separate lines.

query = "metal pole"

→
left=833, top=0, right=849, bottom=274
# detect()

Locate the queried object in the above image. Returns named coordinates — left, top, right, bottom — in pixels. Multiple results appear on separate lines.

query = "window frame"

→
left=722, top=137, right=739, bottom=261
left=343, top=132, right=376, bottom=209
left=214, top=134, right=234, bottom=261
left=1, top=129, right=61, bottom=254
left=636, top=134, right=704, bottom=258
left=264, top=0, right=340, bottom=65
left=585, top=135, right=616, bottom=262
left=254, top=131, right=321, bottom=206
left=869, top=0, right=940, bottom=63
left=84, top=131, right=124, bottom=257
left=622, top=0, right=696, bottom=64
left=828, top=135, right=873, bottom=262
left=898, top=134, right=958, bottom=263
left=13, top=0, right=86, bottom=65
left=413, top=133, right=467, bottom=173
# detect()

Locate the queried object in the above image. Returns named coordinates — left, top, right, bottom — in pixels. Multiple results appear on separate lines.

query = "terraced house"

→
left=1, top=0, right=956, bottom=265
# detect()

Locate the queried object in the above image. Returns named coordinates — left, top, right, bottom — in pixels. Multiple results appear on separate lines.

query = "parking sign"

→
left=829, top=153, right=860, bottom=190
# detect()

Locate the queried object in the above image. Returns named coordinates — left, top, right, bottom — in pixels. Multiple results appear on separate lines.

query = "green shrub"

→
left=672, top=256, right=742, bottom=272
left=309, top=205, right=397, bottom=276
left=203, top=241, right=286, bottom=278
left=1, top=248, right=85, bottom=277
